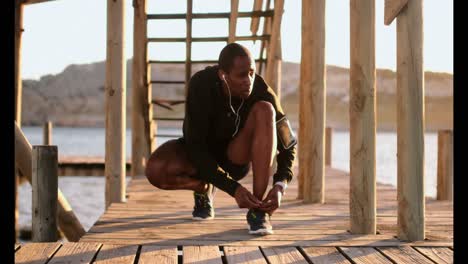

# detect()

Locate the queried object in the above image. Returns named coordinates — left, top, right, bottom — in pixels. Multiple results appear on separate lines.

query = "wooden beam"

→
left=258, top=0, right=271, bottom=80
left=32, top=146, right=58, bottom=242
left=299, top=0, right=326, bottom=204
left=229, top=0, right=239, bottom=43
left=384, top=0, right=408, bottom=26
left=147, top=35, right=270, bottom=43
left=185, top=0, right=193, bottom=98
left=325, top=127, right=332, bottom=166
left=105, top=0, right=126, bottom=208
left=350, top=0, right=377, bottom=235
left=15, top=1, right=23, bottom=127
left=437, top=130, right=453, bottom=201
left=147, top=11, right=274, bottom=20
left=43, top=121, right=52, bottom=145
left=20, top=0, right=58, bottom=5
left=132, top=0, right=153, bottom=177
left=250, top=0, right=264, bottom=36
left=15, top=122, right=85, bottom=241
left=396, top=0, right=425, bottom=241
left=14, top=1, right=24, bottom=243
left=265, top=0, right=284, bottom=97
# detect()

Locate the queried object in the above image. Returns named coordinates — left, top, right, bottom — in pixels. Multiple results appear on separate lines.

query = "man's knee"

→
left=145, top=156, right=170, bottom=190
left=252, top=100, right=276, bottom=121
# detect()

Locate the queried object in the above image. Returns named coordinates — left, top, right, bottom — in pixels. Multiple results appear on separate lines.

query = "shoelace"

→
left=194, top=192, right=211, bottom=208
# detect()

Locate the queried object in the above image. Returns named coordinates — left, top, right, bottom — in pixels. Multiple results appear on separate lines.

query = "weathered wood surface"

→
left=15, top=243, right=453, bottom=263
left=78, top=167, right=451, bottom=247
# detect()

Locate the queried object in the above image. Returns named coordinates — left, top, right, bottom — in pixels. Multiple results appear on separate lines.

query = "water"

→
left=18, top=126, right=439, bottom=237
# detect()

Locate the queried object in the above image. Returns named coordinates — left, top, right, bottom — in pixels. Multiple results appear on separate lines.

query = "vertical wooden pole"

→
left=349, top=0, right=376, bottom=234
left=250, top=0, right=264, bottom=36
left=105, top=0, right=126, bottom=208
left=14, top=1, right=24, bottom=242
left=15, top=2, right=23, bottom=127
left=229, top=0, right=239, bottom=43
left=299, top=0, right=326, bottom=203
left=185, top=0, right=193, bottom=98
left=396, top=0, right=425, bottom=241
left=132, top=0, right=153, bottom=177
left=258, top=0, right=271, bottom=76
left=437, top=130, right=453, bottom=201
left=43, top=121, right=52, bottom=145
left=32, top=146, right=58, bottom=242
left=325, top=127, right=332, bottom=166
left=265, top=0, right=284, bottom=97
left=15, top=122, right=85, bottom=241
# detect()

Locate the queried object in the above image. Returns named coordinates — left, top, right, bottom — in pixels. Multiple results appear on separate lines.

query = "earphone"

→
left=221, top=73, right=244, bottom=137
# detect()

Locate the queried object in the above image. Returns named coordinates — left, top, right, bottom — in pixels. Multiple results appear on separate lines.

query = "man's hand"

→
left=259, top=185, right=283, bottom=215
left=234, top=185, right=262, bottom=209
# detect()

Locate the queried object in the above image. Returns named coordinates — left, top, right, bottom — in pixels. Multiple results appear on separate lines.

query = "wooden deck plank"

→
left=300, top=246, right=351, bottom=264
left=48, top=242, right=101, bottom=264
left=15, top=242, right=61, bottom=264
left=183, top=246, right=223, bottom=264
left=79, top=167, right=452, bottom=248
left=377, top=246, right=435, bottom=263
left=261, top=247, right=307, bottom=263
left=413, top=247, right=453, bottom=263
left=138, top=246, right=177, bottom=264
left=93, top=244, right=138, bottom=263
left=339, top=247, right=393, bottom=264
left=223, top=246, right=267, bottom=264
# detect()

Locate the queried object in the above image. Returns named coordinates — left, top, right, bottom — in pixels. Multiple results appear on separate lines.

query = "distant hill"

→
left=21, top=60, right=452, bottom=131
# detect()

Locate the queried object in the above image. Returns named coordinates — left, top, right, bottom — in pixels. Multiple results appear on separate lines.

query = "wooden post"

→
left=396, top=0, right=425, bottom=241
left=131, top=0, right=153, bottom=177
left=105, top=0, right=126, bottom=208
left=437, top=130, right=453, bottom=201
left=299, top=0, right=326, bottom=203
left=258, top=0, right=271, bottom=76
left=185, top=0, right=193, bottom=98
left=250, top=0, right=264, bottom=36
left=265, top=0, right=284, bottom=97
left=15, top=122, right=85, bottom=241
left=15, top=1, right=24, bottom=242
left=229, top=0, right=239, bottom=43
left=32, top=146, right=58, bottom=242
left=325, top=127, right=332, bottom=166
left=15, top=1, right=23, bottom=127
left=43, top=121, right=52, bottom=145
left=349, top=0, right=376, bottom=234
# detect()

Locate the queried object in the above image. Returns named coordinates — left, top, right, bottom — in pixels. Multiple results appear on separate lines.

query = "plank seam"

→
left=43, top=243, right=63, bottom=264
left=132, top=245, right=142, bottom=264
left=373, top=247, right=400, bottom=264
left=296, top=246, right=313, bottom=263
left=336, top=247, right=359, bottom=264
left=411, top=246, right=440, bottom=264
left=219, top=246, right=228, bottom=264
left=259, top=246, right=272, bottom=264
left=87, top=243, right=104, bottom=264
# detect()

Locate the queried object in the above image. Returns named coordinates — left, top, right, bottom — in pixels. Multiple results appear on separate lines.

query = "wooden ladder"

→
left=151, top=0, right=283, bottom=134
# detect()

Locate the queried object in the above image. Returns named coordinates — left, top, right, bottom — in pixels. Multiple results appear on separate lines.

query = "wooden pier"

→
left=16, top=166, right=453, bottom=263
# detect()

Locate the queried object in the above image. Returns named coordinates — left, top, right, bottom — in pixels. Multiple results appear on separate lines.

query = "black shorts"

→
left=177, top=137, right=251, bottom=181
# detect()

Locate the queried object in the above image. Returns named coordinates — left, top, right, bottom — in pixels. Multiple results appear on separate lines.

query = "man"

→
left=145, top=43, right=297, bottom=235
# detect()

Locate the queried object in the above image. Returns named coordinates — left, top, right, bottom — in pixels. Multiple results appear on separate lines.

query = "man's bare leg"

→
left=226, top=100, right=277, bottom=201
left=145, top=139, right=208, bottom=193
left=145, top=100, right=277, bottom=201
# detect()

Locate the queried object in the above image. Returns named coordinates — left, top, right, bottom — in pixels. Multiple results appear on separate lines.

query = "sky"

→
left=21, top=0, right=453, bottom=80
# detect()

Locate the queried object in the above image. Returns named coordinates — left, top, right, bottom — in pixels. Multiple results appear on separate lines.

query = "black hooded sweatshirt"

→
left=181, top=65, right=296, bottom=197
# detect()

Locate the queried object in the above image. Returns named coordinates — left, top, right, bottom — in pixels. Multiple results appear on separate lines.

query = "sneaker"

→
left=246, top=209, right=274, bottom=235
left=192, top=184, right=216, bottom=220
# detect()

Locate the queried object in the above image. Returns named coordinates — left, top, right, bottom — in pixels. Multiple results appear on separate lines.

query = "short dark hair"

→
left=218, top=43, right=253, bottom=73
